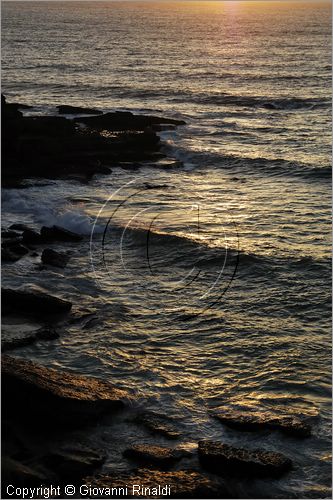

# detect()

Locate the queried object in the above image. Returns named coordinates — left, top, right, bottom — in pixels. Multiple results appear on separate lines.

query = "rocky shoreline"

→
left=2, top=96, right=313, bottom=499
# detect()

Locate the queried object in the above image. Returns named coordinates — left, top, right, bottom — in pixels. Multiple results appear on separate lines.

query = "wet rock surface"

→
left=2, top=246, right=27, bottom=262
left=134, top=412, right=181, bottom=440
left=2, top=355, right=129, bottom=427
left=44, top=443, right=106, bottom=479
left=40, top=225, right=83, bottom=242
left=123, top=444, right=182, bottom=468
left=198, top=440, right=292, bottom=478
left=1, top=457, right=49, bottom=489
left=41, top=248, right=70, bottom=268
left=83, top=469, right=229, bottom=499
left=57, top=104, right=103, bottom=115
left=22, top=229, right=43, bottom=245
left=77, top=110, right=185, bottom=131
left=2, top=95, right=185, bottom=186
left=1, top=324, right=59, bottom=351
left=2, top=287, right=72, bottom=315
left=213, top=410, right=311, bottom=437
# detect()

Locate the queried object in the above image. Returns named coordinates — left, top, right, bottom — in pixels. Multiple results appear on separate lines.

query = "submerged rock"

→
left=2, top=324, right=38, bottom=351
left=45, top=443, right=106, bottom=479
left=1, top=324, right=58, bottom=351
left=2, top=355, right=129, bottom=427
left=77, top=111, right=185, bottom=132
left=2, top=287, right=72, bottom=315
left=40, top=225, right=83, bottom=242
left=83, top=469, right=228, bottom=499
left=2, top=230, right=20, bottom=239
left=22, top=229, right=42, bottom=244
left=2, top=237, right=23, bottom=247
left=2, top=247, right=24, bottom=263
left=134, top=412, right=181, bottom=440
left=57, top=104, right=103, bottom=115
left=198, top=440, right=292, bottom=478
left=212, top=410, right=311, bottom=437
left=2, top=457, right=48, bottom=488
left=9, top=223, right=34, bottom=232
left=41, top=248, right=70, bottom=268
left=35, top=326, right=60, bottom=341
left=123, top=444, right=182, bottom=468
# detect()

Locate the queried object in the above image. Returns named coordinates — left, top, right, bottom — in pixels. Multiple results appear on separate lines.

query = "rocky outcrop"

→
left=22, top=229, right=42, bottom=244
left=41, top=248, right=70, bottom=268
left=40, top=225, right=83, bottom=242
left=198, top=440, right=292, bottom=478
left=44, top=443, right=106, bottom=479
left=2, top=356, right=129, bottom=427
left=212, top=410, right=311, bottom=437
left=57, top=105, right=103, bottom=115
left=2, top=287, right=72, bottom=315
left=2, top=95, right=185, bottom=186
left=123, top=444, right=182, bottom=468
left=1, top=457, right=48, bottom=488
left=2, top=246, right=28, bottom=262
left=77, top=111, right=185, bottom=131
left=83, top=469, right=229, bottom=499
left=1, top=324, right=59, bottom=351
left=134, top=412, right=181, bottom=440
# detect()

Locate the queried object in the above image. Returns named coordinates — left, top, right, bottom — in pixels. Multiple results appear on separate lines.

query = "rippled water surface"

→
left=2, top=1, right=331, bottom=497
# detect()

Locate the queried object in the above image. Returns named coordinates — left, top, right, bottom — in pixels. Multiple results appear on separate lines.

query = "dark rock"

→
left=2, top=230, right=20, bottom=239
left=57, top=105, right=103, bottom=115
left=123, top=444, right=182, bottom=468
left=212, top=410, right=311, bottom=438
left=2, top=94, right=23, bottom=120
left=198, top=440, right=292, bottom=478
left=45, top=443, right=106, bottom=479
left=83, top=469, right=228, bottom=498
left=41, top=248, right=70, bottom=268
left=22, top=229, right=42, bottom=244
left=15, top=116, right=76, bottom=138
left=9, top=224, right=34, bottom=232
left=35, top=326, right=60, bottom=341
left=12, top=103, right=33, bottom=110
left=2, top=287, right=72, bottom=315
left=1, top=324, right=59, bottom=351
left=2, top=237, right=23, bottom=248
left=1, top=244, right=28, bottom=263
left=78, top=111, right=186, bottom=132
left=2, top=324, right=40, bottom=351
left=2, top=355, right=129, bottom=427
left=134, top=412, right=181, bottom=440
left=40, top=225, right=83, bottom=242
left=263, top=103, right=277, bottom=110
left=2, top=247, right=22, bottom=262
left=152, top=123, right=176, bottom=132
left=1, top=457, right=48, bottom=488
left=8, top=244, right=29, bottom=256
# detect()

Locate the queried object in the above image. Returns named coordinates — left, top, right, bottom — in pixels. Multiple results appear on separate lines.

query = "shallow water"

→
left=2, top=1, right=331, bottom=497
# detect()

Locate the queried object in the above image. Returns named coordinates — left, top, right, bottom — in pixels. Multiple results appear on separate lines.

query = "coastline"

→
left=2, top=95, right=315, bottom=499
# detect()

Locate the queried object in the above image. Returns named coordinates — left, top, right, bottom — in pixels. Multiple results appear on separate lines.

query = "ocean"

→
left=1, top=1, right=331, bottom=497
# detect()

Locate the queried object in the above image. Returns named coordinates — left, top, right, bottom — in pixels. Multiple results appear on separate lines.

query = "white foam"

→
left=2, top=188, right=103, bottom=235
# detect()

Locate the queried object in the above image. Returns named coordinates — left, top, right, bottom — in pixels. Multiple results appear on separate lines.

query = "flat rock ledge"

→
left=44, top=443, right=106, bottom=480
left=198, top=440, right=292, bottom=478
left=212, top=409, right=311, bottom=437
left=82, top=469, right=229, bottom=499
left=2, top=324, right=59, bottom=351
left=2, top=355, right=129, bottom=426
left=133, top=412, right=181, bottom=440
left=2, top=287, right=72, bottom=315
left=123, top=444, right=183, bottom=469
